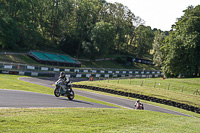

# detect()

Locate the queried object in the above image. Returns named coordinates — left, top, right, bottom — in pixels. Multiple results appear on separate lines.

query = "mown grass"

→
left=74, top=78, right=200, bottom=108
left=0, top=108, right=200, bottom=133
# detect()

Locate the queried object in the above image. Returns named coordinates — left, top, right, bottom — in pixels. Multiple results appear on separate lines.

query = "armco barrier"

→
left=73, top=84, right=200, bottom=114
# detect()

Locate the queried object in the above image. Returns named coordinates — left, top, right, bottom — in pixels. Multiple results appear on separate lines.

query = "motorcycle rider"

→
left=54, top=71, right=74, bottom=100
left=134, top=99, right=144, bottom=109
left=59, top=72, right=71, bottom=89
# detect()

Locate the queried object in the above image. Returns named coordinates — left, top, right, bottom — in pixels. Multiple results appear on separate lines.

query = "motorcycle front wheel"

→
left=54, top=88, right=60, bottom=97
left=68, top=90, right=75, bottom=100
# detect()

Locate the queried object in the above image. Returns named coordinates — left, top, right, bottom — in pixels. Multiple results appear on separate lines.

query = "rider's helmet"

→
left=60, top=72, right=65, bottom=78
left=137, top=99, right=140, bottom=102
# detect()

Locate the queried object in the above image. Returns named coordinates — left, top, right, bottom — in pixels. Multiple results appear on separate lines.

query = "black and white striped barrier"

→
left=0, top=70, right=55, bottom=77
left=0, top=63, right=163, bottom=76
left=0, top=70, right=162, bottom=78
left=66, top=74, right=161, bottom=78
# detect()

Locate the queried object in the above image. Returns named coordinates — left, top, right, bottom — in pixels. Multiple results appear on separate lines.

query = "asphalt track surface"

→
left=0, top=89, right=115, bottom=108
left=1, top=77, right=193, bottom=117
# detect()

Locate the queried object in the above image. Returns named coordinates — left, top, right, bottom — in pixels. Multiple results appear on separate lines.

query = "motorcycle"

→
left=135, top=102, right=144, bottom=110
left=54, top=79, right=75, bottom=100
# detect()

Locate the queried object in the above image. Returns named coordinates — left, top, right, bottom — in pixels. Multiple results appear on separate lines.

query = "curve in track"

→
left=17, top=77, right=194, bottom=117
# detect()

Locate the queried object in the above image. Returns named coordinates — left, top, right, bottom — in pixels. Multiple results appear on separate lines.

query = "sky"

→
left=106, top=0, right=200, bottom=31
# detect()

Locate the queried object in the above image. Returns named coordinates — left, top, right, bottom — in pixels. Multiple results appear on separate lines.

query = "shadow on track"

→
left=58, top=98, right=93, bottom=105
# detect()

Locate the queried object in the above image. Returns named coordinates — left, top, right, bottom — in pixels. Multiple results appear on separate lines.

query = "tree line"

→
left=153, top=5, right=200, bottom=77
left=0, top=0, right=155, bottom=60
left=1, top=0, right=199, bottom=77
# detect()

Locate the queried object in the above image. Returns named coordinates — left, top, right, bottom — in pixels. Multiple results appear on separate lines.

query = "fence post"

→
left=193, top=89, right=200, bottom=95
left=168, top=84, right=170, bottom=90
left=154, top=82, right=156, bottom=88
left=140, top=81, right=143, bottom=86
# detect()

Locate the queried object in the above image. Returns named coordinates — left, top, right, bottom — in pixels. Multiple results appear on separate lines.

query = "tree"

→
left=0, top=0, right=150, bottom=60
left=102, top=2, right=137, bottom=55
left=152, top=31, right=166, bottom=66
left=92, top=21, right=115, bottom=57
left=135, top=25, right=154, bottom=58
left=82, top=21, right=115, bottom=61
left=74, top=0, right=104, bottom=60
left=162, top=5, right=200, bottom=77
left=0, top=12, right=20, bottom=50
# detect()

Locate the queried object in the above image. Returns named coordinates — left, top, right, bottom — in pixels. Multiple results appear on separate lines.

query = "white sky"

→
left=106, top=0, right=200, bottom=31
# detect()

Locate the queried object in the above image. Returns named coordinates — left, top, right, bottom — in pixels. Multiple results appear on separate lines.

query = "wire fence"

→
left=98, top=77, right=200, bottom=95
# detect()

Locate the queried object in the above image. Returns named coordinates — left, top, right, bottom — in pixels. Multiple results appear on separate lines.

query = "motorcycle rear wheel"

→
left=68, top=90, right=75, bottom=100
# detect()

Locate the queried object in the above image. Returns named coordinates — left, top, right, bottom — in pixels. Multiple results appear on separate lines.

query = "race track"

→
left=0, top=77, right=193, bottom=117
left=0, top=89, right=116, bottom=108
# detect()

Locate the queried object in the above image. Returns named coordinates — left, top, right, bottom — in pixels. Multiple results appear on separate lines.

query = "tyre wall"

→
left=73, top=84, right=200, bottom=114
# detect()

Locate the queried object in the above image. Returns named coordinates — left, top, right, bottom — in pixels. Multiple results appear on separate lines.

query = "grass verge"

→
left=0, top=108, right=200, bottom=133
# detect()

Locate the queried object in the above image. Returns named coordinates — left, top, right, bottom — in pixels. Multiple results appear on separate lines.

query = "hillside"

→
left=0, top=53, right=160, bottom=70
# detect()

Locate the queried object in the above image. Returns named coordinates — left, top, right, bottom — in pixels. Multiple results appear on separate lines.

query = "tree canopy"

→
left=0, top=0, right=153, bottom=60
left=2, top=0, right=200, bottom=77
left=153, top=5, right=200, bottom=77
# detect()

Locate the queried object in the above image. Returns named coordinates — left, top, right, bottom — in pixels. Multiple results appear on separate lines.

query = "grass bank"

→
left=0, top=54, right=160, bottom=70
left=1, top=108, right=200, bottom=133
left=0, top=54, right=39, bottom=65
left=74, top=78, right=200, bottom=108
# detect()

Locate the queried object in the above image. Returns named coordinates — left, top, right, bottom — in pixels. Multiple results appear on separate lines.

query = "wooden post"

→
left=118, top=78, right=119, bottom=84
left=168, top=84, right=170, bottom=90
left=140, top=81, right=143, bottom=86
left=193, top=89, right=200, bottom=95
left=154, top=82, right=156, bottom=88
